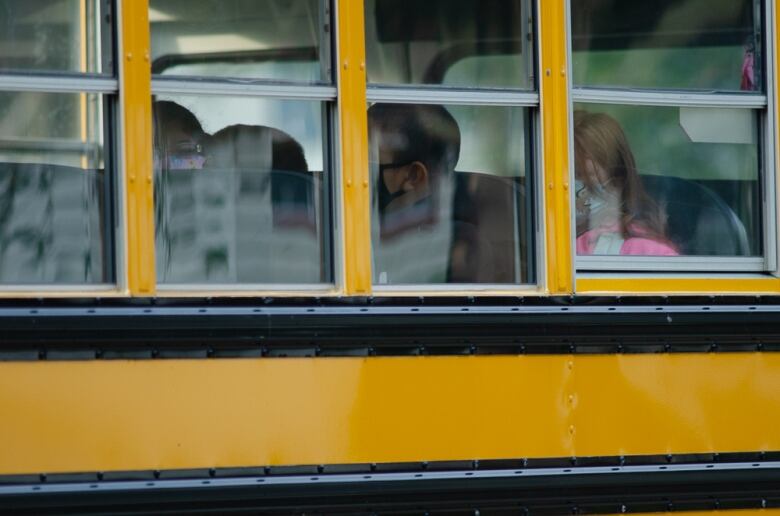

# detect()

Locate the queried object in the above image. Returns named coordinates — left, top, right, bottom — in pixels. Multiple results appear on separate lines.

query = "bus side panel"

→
left=0, top=354, right=778, bottom=475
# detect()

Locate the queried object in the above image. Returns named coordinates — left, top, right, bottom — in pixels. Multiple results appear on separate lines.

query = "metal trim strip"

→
left=1, top=302, right=780, bottom=356
left=2, top=459, right=780, bottom=514
left=0, top=75, right=118, bottom=94
left=367, top=87, right=539, bottom=106
left=573, top=88, right=768, bottom=108
left=151, top=79, right=337, bottom=100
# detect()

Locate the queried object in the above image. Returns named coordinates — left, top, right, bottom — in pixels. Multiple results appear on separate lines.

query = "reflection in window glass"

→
left=149, top=0, right=327, bottom=83
left=0, top=0, right=111, bottom=74
left=573, top=104, right=760, bottom=257
left=443, top=55, right=529, bottom=90
left=0, top=91, right=109, bottom=283
left=368, top=103, right=533, bottom=285
left=153, top=96, right=330, bottom=284
left=365, top=0, right=532, bottom=89
left=571, top=0, right=762, bottom=91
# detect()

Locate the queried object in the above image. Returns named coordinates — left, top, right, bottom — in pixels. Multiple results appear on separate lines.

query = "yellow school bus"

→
left=2, top=0, right=780, bottom=513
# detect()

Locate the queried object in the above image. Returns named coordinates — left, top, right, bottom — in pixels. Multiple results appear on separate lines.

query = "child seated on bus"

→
left=573, top=110, right=678, bottom=256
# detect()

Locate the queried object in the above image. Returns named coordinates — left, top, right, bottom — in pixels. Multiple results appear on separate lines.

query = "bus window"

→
left=573, top=105, right=760, bottom=258
left=149, top=0, right=334, bottom=288
left=365, top=0, right=537, bottom=288
left=149, top=0, right=327, bottom=84
left=364, top=0, right=532, bottom=89
left=153, top=97, right=329, bottom=285
left=0, top=1, right=114, bottom=286
left=0, top=91, right=108, bottom=284
left=0, top=0, right=111, bottom=75
left=368, top=103, right=533, bottom=285
left=571, top=0, right=762, bottom=92
left=570, top=0, right=768, bottom=271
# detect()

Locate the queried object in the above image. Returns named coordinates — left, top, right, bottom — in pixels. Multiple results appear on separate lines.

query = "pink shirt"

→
left=576, top=225, right=678, bottom=256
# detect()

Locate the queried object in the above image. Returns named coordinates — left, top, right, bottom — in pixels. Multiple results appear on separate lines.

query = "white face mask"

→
left=587, top=184, right=610, bottom=218
left=575, top=179, right=620, bottom=231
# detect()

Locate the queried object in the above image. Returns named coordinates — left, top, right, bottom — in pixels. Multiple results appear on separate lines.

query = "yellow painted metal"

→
left=337, top=0, right=372, bottom=295
left=577, top=276, right=780, bottom=295
left=121, top=0, right=156, bottom=295
left=2, top=354, right=780, bottom=474
left=539, top=0, right=574, bottom=294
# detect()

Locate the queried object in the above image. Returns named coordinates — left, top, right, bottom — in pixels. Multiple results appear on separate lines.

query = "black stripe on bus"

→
left=0, top=297, right=780, bottom=358
left=2, top=453, right=780, bottom=514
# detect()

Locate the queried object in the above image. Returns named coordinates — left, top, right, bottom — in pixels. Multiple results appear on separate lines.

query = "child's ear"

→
left=402, top=161, right=429, bottom=192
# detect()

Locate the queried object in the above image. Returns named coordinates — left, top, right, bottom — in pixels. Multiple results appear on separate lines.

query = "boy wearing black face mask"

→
left=368, top=103, right=461, bottom=283
left=369, top=104, right=460, bottom=231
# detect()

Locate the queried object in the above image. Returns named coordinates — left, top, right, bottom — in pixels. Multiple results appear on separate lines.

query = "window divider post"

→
left=120, top=0, right=156, bottom=295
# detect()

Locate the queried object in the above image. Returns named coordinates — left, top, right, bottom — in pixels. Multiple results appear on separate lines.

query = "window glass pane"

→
left=369, top=103, right=533, bottom=285
left=571, top=0, right=763, bottom=92
left=153, top=96, right=330, bottom=284
left=442, top=55, right=529, bottom=90
left=365, top=0, right=532, bottom=89
left=149, top=0, right=328, bottom=83
left=0, top=91, right=109, bottom=283
left=573, top=104, right=761, bottom=258
left=0, top=0, right=111, bottom=75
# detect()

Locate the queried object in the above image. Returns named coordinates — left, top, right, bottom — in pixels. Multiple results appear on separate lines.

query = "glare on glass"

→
left=571, top=0, right=763, bottom=92
left=149, top=0, right=328, bottom=83
left=573, top=103, right=761, bottom=257
left=0, top=0, right=111, bottom=74
left=368, top=103, right=533, bottom=285
left=0, top=91, right=109, bottom=284
left=153, top=95, right=330, bottom=284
